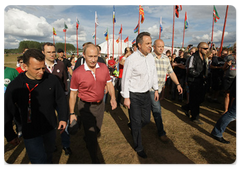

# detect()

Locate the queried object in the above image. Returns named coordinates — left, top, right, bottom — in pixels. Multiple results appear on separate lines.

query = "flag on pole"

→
left=160, top=17, right=163, bottom=32
left=132, top=39, right=136, bottom=44
left=134, top=24, right=139, bottom=33
left=95, top=11, right=99, bottom=26
left=113, top=6, right=116, bottom=23
left=139, top=5, right=144, bottom=23
left=175, top=5, right=182, bottom=18
left=53, top=27, right=57, bottom=35
left=116, top=37, right=120, bottom=43
left=92, top=32, right=95, bottom=39
left=76, top=18, right=80, bottom=29
left=63, top=22, right=68, bottom=32
left=124, top=36, right=129, bottom=43
left=213, top=5, right=220, bottom=23
left=184, top=12, right=188, bottom=29
left=119, top=25, right=122, bottom=34
left=104, top=29, right=109, bottom=41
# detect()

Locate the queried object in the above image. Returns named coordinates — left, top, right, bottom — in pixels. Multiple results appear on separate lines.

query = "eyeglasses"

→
left=201, top=47, right=208, bottom=50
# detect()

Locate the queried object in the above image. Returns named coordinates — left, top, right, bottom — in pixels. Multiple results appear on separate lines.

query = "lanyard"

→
left=26, top=83, right=38, bottom=123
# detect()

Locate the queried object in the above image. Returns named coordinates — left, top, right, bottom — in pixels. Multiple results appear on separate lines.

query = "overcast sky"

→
left=3, top=3, right=237, bottom=49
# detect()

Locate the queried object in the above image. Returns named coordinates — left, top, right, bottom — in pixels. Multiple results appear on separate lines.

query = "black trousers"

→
left=78, top=100, right=105, bottom=163
left=188, top=81, right=205, bottom=120
left=129, top=91, right=151, bottom=152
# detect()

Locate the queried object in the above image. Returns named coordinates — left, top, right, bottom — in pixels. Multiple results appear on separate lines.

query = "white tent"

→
left=99, top=39, right=180, bottom=58
left=99, top=39, right=132, bottom=58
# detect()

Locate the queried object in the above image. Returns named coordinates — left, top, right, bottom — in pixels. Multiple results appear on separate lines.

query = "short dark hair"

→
left=136, top=32, right=151, bottom=49
left=124, top=47, right=132, bottom=55
left=41, top=42, right=55, bottom=51
left=23, top=49, right=45, bottom=66
left=96, top=45, right=101, bottom=51
left=57, top=48, right=64, bottom=53
left=17, top=55, right=23, bottom=62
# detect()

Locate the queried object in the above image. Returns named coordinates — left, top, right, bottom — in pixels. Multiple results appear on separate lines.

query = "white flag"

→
left=95, top=11, right=99, bottom=26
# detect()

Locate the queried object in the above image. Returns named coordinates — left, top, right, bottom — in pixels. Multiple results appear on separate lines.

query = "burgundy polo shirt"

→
left=70, top=62, right=111, bottom=102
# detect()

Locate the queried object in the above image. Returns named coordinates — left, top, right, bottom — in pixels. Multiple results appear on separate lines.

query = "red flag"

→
left=139, top=5, right=144, bottom=23
left=116, top=37, right=120, bottom=43
left=124, top=36, right=129, bottom=43
left=175, top=5, right=182, bottom=18
left=119, top=25, right=122, bottom=34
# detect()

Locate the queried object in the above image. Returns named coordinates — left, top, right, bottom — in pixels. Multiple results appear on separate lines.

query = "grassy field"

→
left=4, top=53, right=236, bottom=164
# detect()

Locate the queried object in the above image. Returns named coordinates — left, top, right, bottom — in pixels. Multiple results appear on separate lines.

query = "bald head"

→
left=153, top=39, right=165, bottom=56
left=197, top=42, right=208, bottom=49
left=83, top=44, right=99, bottom=55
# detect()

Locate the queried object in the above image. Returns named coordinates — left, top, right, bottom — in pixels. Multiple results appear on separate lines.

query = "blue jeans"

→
left=211, top=100, right=236, bottom=137
left=150, top=91, right=166, bottom=137
left=129, top=91, right=151, bottom=152
left=23, top=129, right=56, bottom=164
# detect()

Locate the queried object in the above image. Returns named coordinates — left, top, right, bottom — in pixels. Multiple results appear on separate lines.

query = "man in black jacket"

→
left=185, top=42, right=208, bottom=124
left=5, top=49, right=68, bottom=163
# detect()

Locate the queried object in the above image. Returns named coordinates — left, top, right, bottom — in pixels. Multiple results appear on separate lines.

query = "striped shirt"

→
left=152, top=52, right=173, bottom=93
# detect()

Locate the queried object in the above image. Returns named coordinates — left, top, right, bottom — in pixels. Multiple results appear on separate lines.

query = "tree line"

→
left=5, top=40, right=76, bottom=54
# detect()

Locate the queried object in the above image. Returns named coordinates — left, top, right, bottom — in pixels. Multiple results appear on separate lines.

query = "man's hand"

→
left=9, top=137, right=20, bottom=147
left=124, top=98, right=131, bottom=109
left=177, top=85, right=183, bottom=94
left=110, top=98, right=117, bottom=110
left=58, top=121, right=67, bottom=134
left=154, top=90, right=159, bottom=101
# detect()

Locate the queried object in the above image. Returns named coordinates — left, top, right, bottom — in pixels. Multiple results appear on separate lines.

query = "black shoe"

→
left=181, top=105, right=190, bottom=117
left=211, top=134, right=230, bottom=144
left=137, top=150, right=147, bottom=158
left=63, top=147, right=72, bottom=155
left=192, top=119, right=203, bottom=124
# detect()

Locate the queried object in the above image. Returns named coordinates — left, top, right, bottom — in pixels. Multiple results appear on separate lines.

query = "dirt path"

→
left=4, top=96, right=236, bottom=164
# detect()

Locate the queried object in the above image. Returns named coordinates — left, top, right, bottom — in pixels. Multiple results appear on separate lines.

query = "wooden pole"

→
left=219, top=5, right=229, bottom=56
left=171, top=6, right=175, bottom=55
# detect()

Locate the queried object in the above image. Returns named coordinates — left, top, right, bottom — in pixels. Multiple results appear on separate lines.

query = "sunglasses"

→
left=201, top=47, right=208, bottom=50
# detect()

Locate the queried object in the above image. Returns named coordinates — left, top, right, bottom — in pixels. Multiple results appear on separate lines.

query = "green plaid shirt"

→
left=152, top=52, right=173, bottom=93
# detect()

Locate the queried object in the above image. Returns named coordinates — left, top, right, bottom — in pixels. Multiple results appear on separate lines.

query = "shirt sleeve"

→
left=70, top=69, right=79, bottom=91
left=152, top=59, right=159, bottom=91
left=120, top=57, right=133, bottom=98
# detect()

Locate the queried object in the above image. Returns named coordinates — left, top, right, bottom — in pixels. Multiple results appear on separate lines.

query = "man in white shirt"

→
left=121, top=32, right=159, bottom=158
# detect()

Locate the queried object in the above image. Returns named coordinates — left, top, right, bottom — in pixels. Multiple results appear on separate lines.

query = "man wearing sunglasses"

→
left=186, top=42, right=208, bottom=124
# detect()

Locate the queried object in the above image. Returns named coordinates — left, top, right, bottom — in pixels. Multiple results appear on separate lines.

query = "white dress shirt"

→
left=121, top=50, right=158, bottom=98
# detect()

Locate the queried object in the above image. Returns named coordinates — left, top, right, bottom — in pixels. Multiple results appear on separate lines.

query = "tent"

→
left=99, top=39, right=132, bottom=58
left=99, top=39, right=180, bottom=58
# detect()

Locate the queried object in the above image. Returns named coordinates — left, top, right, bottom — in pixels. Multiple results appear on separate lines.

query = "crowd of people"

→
left=4, top=31, right=236, bottom=164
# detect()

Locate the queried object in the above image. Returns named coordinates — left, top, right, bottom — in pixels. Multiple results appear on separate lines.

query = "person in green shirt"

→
left=4, top=67, right=19, bottom=92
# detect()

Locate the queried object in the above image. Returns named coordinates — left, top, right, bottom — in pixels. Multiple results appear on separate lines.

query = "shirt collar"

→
left=137, top=50, right=148, bottom=57
left=84, top=62, right=100, bottom=71
left=45, top=59, right=57, bottom=67
left=153, top=52, right=167, bottom=59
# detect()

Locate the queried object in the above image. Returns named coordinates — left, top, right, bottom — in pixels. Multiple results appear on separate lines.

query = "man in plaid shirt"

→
left=150, top=39, right=183, bottom=143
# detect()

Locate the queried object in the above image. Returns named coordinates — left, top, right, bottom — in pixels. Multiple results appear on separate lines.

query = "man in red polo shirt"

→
left=69, top=44, right=117, bottom=163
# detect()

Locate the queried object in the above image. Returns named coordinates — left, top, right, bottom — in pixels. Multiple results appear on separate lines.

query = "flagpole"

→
left=182, top=12, right=186, bottom=48
left=53, top=34, right=55, bottom=45
left=107, top=37, right=109, bottom=58
left=121, top=24, right=122, bottom=56
left=138, top=5, right=140, bottom=34
left=95, top=22, right=96, bottom=45
left=219, top=5, right=229, bottom=56
left=76, top=25, right=79, bottom=56
left=159, top=27, right=161, bottom=39
left=211, top=14, right=215, bottom=48
left=171, top=5, right=175, bottom=55
left=64, top=31, right=66, bottom=56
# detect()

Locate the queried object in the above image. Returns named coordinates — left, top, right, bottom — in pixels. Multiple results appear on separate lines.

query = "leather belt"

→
left=80, top=98, right=103, bottom=105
